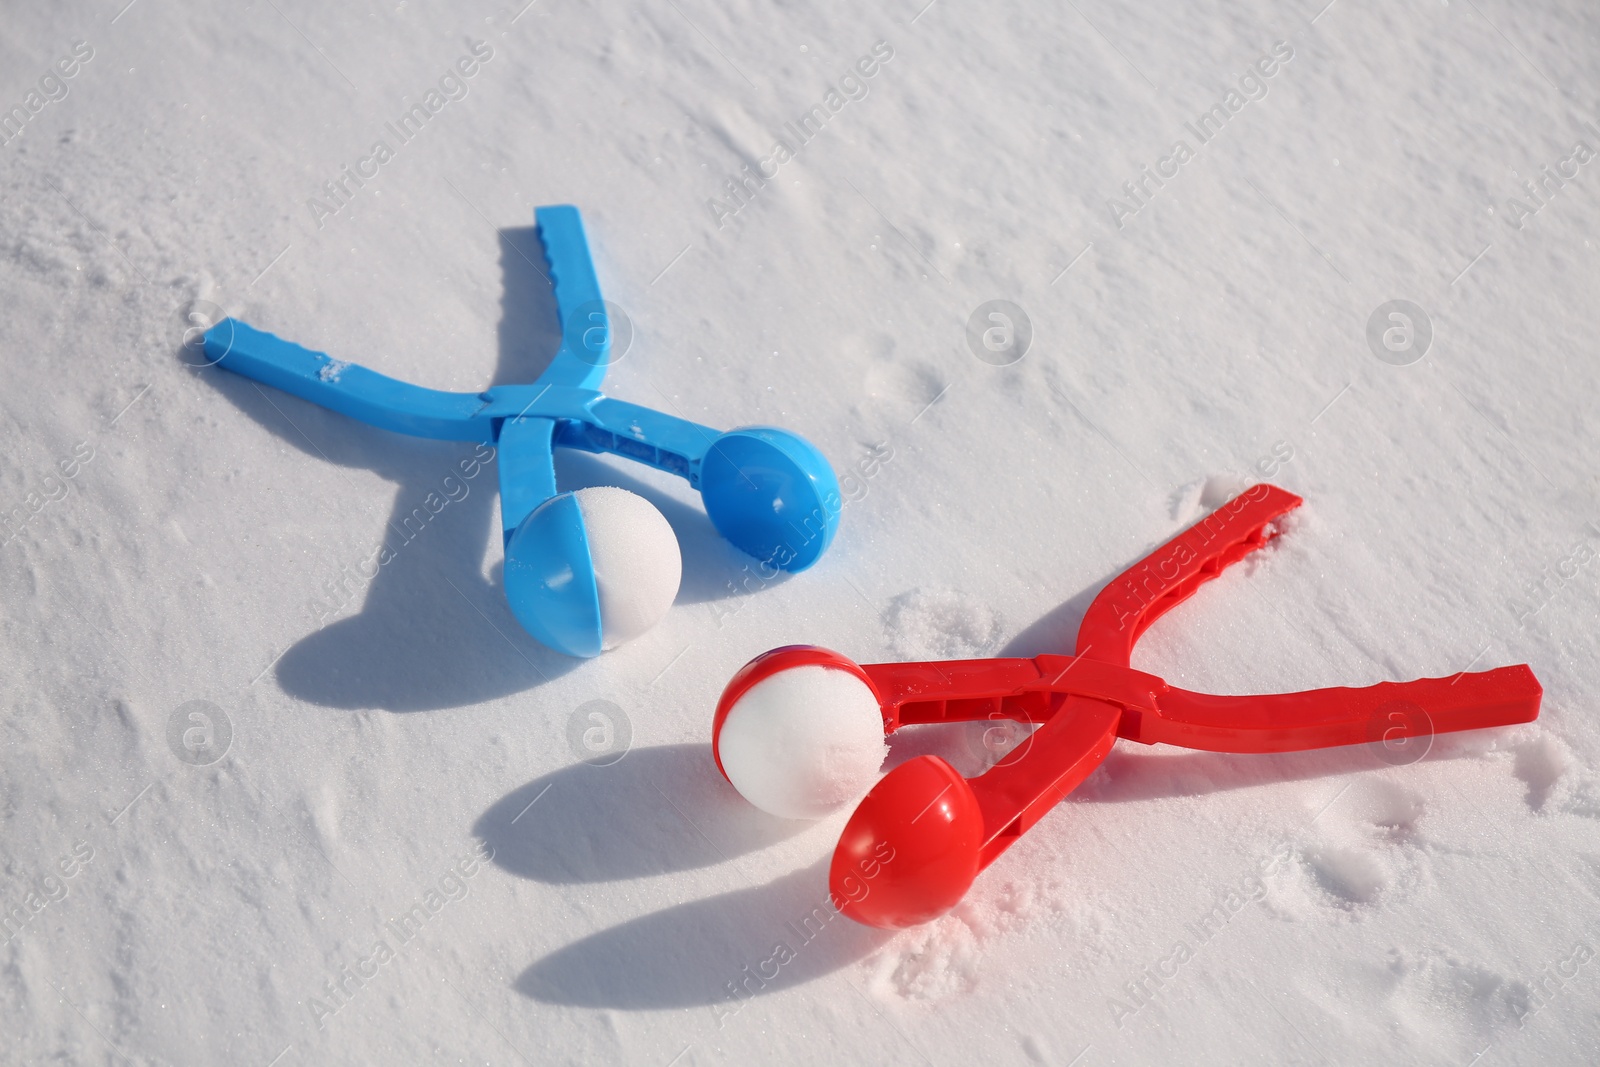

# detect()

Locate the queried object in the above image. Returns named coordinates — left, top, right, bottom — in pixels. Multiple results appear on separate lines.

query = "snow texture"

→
left=2, top=0, right=1599, bottom=1064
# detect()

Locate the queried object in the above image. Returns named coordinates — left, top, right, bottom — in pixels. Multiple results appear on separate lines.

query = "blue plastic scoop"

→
left=202, top=205, right=840, bottom=657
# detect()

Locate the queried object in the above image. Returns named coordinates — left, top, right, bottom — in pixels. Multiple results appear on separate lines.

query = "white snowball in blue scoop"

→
left=573, top=486, right=682, bottom=649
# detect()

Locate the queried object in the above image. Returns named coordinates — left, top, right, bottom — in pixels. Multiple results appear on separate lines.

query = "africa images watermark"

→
left=2, top=373, right=155, bottom=553
left=966, top=300, right=1033, bottom=366
left=1106, top=41, right=1296, bottom=230
left=1517, top=940, right=1596, bottom=1029
left=306, top=39, right=496, bottom=230
left=166, top=700, right=234, bottom=766
left=1508, top=521, right=1600, bottom=630
left=709, top=438, right=892, bottom=627
left=1107, top=839, right=1294, bottom=1029
left=566, top=699, right=632, bottom=767
left=1098, top=482, right=1278, bottom=633
left=1366, top=299, right=1433, bottom=366
left=0, top=439, right=95, bottom=549
left=1, top=39, right=95, bottom=147
left=1499, top=119, right=1600, bottom=232
left=705, top=40, right=897, bottom=229
left=711, top=839, right=896, bottom=1030
left=305, top=841, right=494, bottom=1032
left=305, top=442, right=497, bottom=626
left=0, top=840, right=96, bottom=949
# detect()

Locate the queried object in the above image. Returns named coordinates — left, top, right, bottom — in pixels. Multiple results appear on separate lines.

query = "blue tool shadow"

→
left=197, top=228, right=753, bottom=711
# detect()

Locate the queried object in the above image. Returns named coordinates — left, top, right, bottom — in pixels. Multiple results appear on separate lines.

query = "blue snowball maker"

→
left=200, top=205, right=840, bottom=657
left=702, top=427, right=841, bottom=573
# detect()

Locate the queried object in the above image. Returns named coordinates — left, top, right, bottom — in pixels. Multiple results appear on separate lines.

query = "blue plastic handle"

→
left=203, top=317, right=494, bottom=440
left=201, top=206, right=607, bottom=441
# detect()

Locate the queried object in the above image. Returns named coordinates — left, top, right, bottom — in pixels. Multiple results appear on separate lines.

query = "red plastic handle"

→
left=860, top=656, right=1166, bottom=731
left=854, top=653, right=1542, bottom=756
left=1077, top=483, right=1303, bottom=665
left=967, top=696, right=1122, bottom=867
left=1136, top=664, right=1541, bottom=753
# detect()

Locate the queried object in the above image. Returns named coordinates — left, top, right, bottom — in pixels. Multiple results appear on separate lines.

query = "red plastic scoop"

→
left=712, top=484, right=1543, bottom=927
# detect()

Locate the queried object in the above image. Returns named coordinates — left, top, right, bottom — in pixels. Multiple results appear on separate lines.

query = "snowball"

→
left=719, top=664, right=887, bottom=820
left=573, top=486, right=682, bottom=649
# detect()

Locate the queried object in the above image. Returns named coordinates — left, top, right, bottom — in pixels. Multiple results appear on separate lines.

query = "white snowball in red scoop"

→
left=718, top=664, right=887, bottom=820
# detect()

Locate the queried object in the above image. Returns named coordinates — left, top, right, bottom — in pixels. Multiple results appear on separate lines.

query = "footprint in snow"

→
left=883, top=588, right=1003, bottom=661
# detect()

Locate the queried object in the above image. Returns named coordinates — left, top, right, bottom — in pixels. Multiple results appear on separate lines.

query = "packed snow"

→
left=572, top=486, right=682, bottom=650
left=718, top=663, right=888, bottom=820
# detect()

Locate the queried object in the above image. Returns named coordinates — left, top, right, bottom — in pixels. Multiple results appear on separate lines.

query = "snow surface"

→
left=2, top=0, right=1599, bottom=1064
